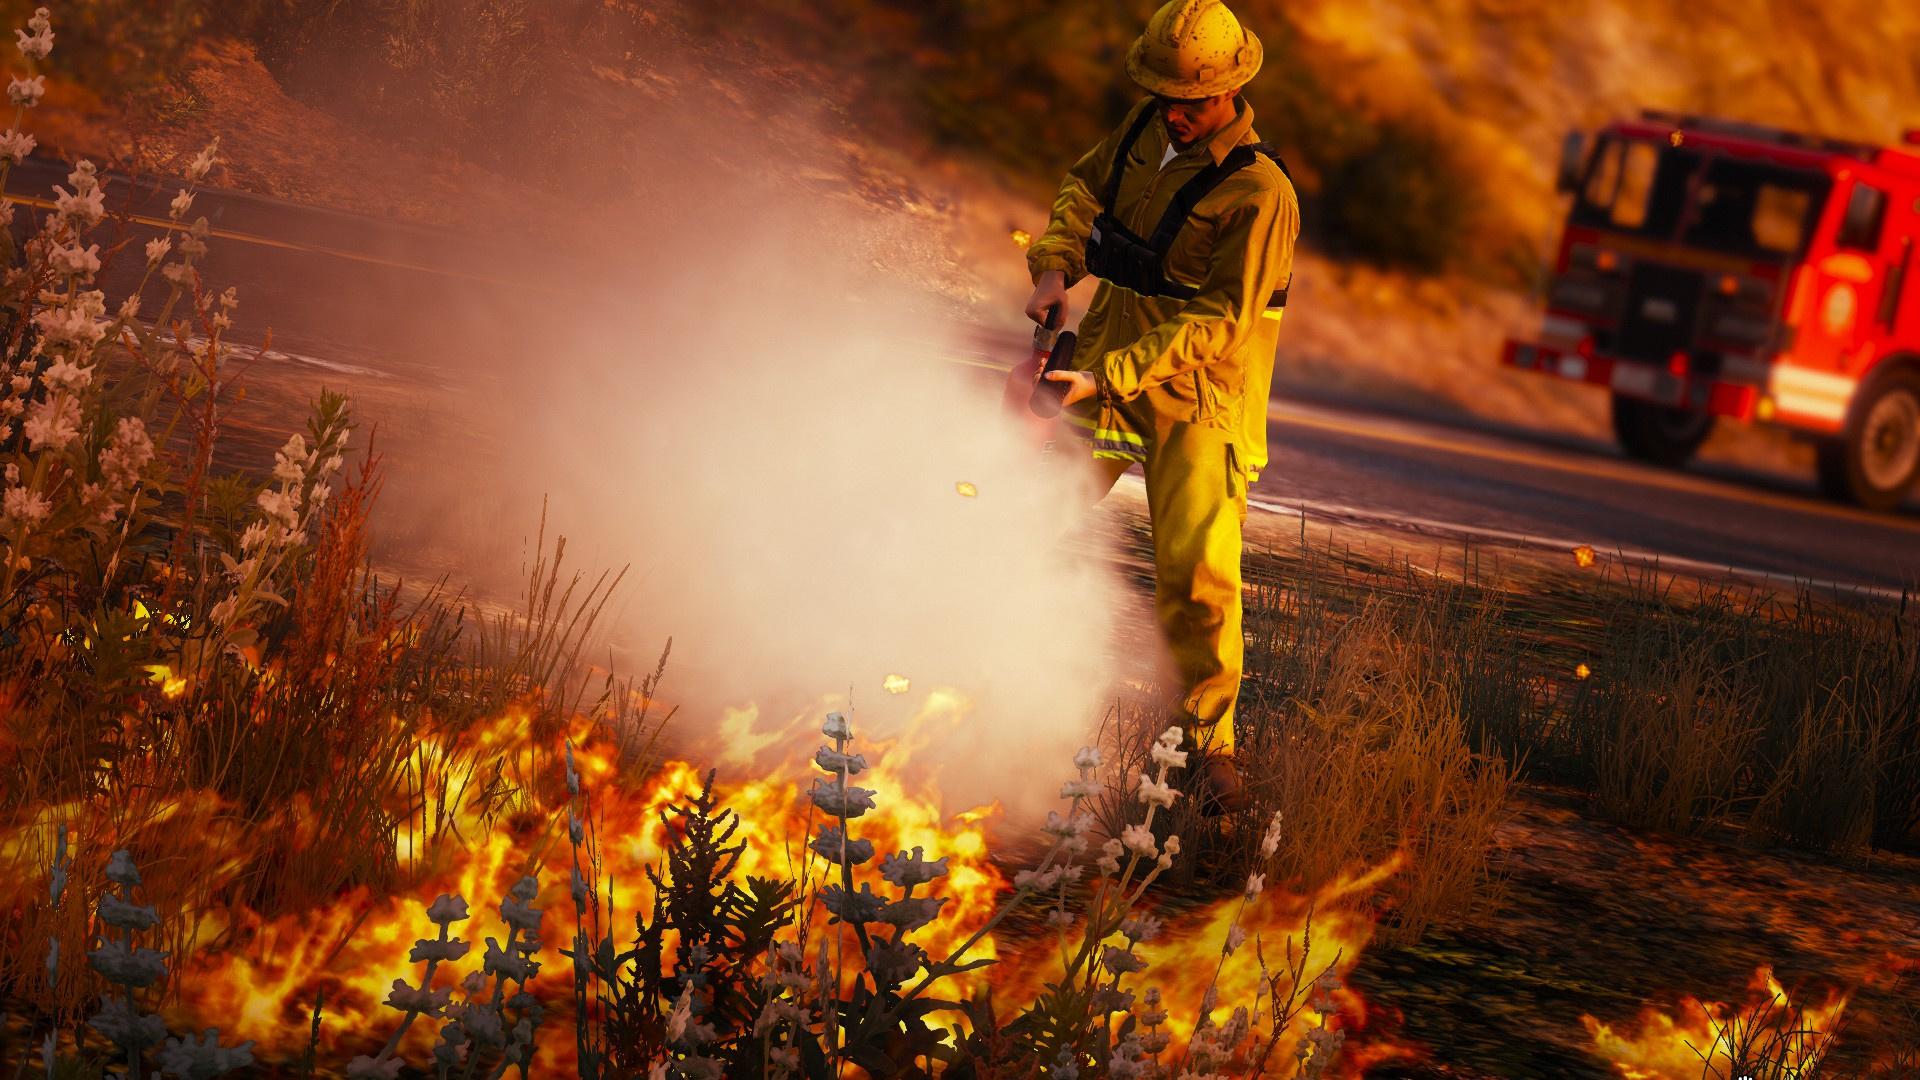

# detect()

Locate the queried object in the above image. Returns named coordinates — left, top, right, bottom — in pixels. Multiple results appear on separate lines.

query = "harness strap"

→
left=1097, top=107, right=1296, bottom=309
left=1102, top=105, right=1161, bottom=211
left=1149, top=143, right=1293, bottom=307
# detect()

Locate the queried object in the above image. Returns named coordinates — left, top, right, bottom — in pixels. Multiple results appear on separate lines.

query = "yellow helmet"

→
left=1126, top=0, right=1263, bottom=99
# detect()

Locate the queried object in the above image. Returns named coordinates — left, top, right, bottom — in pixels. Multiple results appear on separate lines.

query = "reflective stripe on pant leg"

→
left=1142, top=422, right=1246, bottom=753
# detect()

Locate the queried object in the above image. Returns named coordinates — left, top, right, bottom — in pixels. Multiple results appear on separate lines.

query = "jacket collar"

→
left=1160, top=98, right=1258, bottom=165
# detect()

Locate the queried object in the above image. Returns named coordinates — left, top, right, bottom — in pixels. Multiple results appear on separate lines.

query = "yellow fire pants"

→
left=1085, top=419, right=1247, bottom=753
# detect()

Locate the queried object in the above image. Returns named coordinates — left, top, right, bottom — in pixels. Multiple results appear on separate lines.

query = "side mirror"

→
left=1556, top=130, right=1587, bottom=195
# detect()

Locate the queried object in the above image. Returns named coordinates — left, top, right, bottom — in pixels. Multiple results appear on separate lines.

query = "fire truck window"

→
left=1838, top=183, right=1888, bottom=251
left=1582, top=139, right=1622, bottom=212
left=1610, top=141, right=1660, bottom=229
left=1682, top=158, right=1829, bottom=257
left=1571, top=138, right=1699, bottom=236
left=1751, top=188, right=1814, bottom=253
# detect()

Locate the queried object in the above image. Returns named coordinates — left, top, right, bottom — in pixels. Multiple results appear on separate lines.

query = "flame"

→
left=47, top=698, right=1406, bottom=1073
left=164, top=703, right=1011, bottom=1071
left=144, top=663, right=187, bottom=698
left=955, top=481, right=978, bottom=498
left=1010, top=228, right=1033, bottom=249
left=1584, top=967, right=1850, bottom=1080
left=1573, top=544, right=1597, bottom=568
left=1576, top=663, right=1592, bottom=680
left=883, top=673, right=912, bottom=695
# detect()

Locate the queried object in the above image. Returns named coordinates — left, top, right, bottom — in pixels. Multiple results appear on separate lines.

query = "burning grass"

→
left=0, top=7, right=1915, bottom=1075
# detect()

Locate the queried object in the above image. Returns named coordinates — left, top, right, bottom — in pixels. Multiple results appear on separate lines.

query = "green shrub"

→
left=1316, top=118, right=1475, bottom=274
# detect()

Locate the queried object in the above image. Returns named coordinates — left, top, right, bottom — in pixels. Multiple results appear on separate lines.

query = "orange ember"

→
left=1584, top=966, right=1850, bottom=1080
left=1573, top=544, right=1597, bottom=568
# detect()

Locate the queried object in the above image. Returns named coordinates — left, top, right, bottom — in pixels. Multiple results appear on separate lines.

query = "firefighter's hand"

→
left=1025, top=270, right=1068, bottom=327
left=1045, top=369, right=1097, bottom=407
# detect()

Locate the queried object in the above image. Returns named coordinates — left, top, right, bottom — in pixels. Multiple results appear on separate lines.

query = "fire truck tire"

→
left=1815, top=368, right=1920, bottom=511
left=1610, top=393, right=1714, bottom=468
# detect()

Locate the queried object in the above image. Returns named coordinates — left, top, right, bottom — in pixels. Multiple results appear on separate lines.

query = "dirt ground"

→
left=1081, top=483, right=1920, bottom=1077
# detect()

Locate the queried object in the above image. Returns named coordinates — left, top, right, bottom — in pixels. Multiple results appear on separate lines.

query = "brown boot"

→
left=1196, top=754, right=1249, bottom=817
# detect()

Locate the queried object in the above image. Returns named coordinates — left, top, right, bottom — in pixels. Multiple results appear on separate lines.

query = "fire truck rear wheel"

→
left=1610, top=393, right=1714, bottom=468
left=1816, top=369, right=1920, bottom=512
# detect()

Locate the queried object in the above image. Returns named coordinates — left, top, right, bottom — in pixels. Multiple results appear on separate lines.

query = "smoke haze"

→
left=381, top=95, right=1151, bottom=816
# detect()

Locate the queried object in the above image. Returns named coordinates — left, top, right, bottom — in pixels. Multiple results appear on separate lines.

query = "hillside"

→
left=17, top=0, right=1920, bottom=470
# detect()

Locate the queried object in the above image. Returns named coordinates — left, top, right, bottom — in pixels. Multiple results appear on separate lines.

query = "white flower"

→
left=169, top=189, right=194, bottom=221
left=821, top=711, right=851, bottom=741
left=186, top=139, right=218, bottom=182
left=1012, top=866, right=1061, bottom=891
left=52, top=184, right=104, bottom=229
left=145, top=237, right=172, bottom=265
left=22, top=392, right=79, bottom=452
left=1224, top=924, right=1248, bottom=955
left=384, top=978, right=451, bottom=1016
left=98, top=418, right=152, bottom=490
left=7, top=75, right=44, bottom=107
left=1150, top=738, right=1188, bottom=770
left=1041, top=810, right=1093, bottom=841
left=0, top=129, right=34, bottom=164
left=1259, top=810, right=1284, bottom=858
left=33, top=303, right=105, bottom=348
left=208, top=595, right=237, bottom=626
left=272, top=433, right=308, bottom=483
left=2, top=486, right=48, bottom=528
left=155, top=1029, right=255, bottom=1078
left=14, top=27, right=51, bottom=59
left=878, top=846, right=949, bottom=887
left=345, top=1055, right=403, bottom=1080
left=40, top=356, right=90, bottom=393
left=256, top=487, right=301, bottom=530
left=161, top=261, right=195, bottom=288
left=86, top=940, right=168, bottom=988
left=1135, top=772, right=1179, bottom=810
left=1096, top=836, right=1124, bottom=875
left=1155, top=726, right=1185, bottom=752
left=117, top=293, right=139, bottom=320
left=1244, top=872, right=1265, bottom=900
left=425, top=894, right=468, bottom=925
left=1119, top=823, right=1157, bottom=859
left=1072, top=746, right=1102, bottom=773
left=1060, top=778, right=1095, bottom=799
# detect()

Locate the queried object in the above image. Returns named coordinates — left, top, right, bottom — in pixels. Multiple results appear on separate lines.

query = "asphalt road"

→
left=16, top=156, right=1918, bottom=597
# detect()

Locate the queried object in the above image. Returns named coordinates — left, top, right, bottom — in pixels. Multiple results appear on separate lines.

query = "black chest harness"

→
left=1085, top=106, right=1292, bottom=309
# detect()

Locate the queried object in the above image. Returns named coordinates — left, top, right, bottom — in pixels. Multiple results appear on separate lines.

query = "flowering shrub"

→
left=560, top=712, right=1347, bottom=1079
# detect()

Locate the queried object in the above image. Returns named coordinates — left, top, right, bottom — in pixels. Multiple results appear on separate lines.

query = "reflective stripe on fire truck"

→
left=1541, top=315, right=1587, bottom=347
left=1611, top=364, right=1663, bottom=400
left=1766, top=364, right=1856, bottom=423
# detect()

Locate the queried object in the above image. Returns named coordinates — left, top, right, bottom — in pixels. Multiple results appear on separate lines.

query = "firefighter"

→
left=1026, top=0, right=1298, bottom=815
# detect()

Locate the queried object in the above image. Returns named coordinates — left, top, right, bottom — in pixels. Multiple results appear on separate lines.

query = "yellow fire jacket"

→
left=1027, top=97, right=1299, bottom=479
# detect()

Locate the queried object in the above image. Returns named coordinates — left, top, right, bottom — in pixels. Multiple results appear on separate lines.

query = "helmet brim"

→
left=1125, top=27, right=1263, bottom=99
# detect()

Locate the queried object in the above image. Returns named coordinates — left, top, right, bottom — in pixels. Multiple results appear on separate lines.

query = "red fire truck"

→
left=1502, top=110, right=1920, bottom=510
